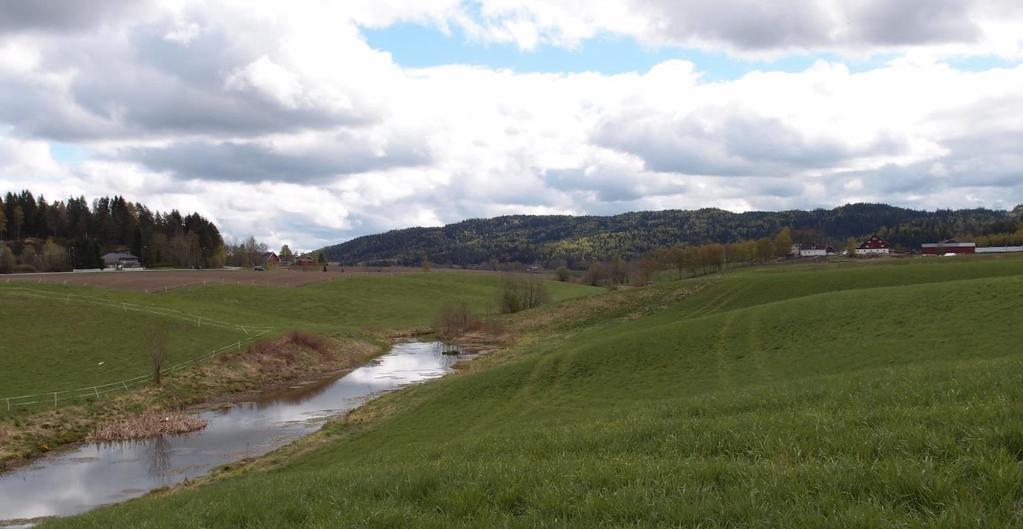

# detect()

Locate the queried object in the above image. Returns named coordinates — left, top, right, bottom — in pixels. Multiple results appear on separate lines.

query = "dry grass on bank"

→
left=87, top=411, right=207, bottom=442
left=0, top=331, right=380, bottom=470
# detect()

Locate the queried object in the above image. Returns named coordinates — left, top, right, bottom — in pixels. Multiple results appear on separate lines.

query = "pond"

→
left=0, top=341, right=463, bottom=525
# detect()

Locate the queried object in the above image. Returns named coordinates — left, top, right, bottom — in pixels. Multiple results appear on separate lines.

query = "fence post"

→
left=5, top=398, right=9, bottom=412
left=94, top=386, right=100, bottom=398
left=54, top=392, right=58, bottom=407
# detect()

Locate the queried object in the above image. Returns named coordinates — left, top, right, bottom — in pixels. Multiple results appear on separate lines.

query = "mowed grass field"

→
left=0, top=273, right=598, bottom=404
left=43, top=255, right=1023, bottom=528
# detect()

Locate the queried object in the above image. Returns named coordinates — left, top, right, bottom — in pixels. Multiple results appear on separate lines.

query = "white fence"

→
left=0, top=286, right=274, bottom=411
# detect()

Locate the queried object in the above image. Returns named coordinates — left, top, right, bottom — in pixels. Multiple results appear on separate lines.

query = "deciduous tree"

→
left=42, top=239, right=68, bottom=272
left=0, top=244, right=14, bottom=273
left=280, top=244, right=294, bottom=262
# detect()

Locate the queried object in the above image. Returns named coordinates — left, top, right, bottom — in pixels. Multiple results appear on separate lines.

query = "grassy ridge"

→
left=0, top=273, right=597, bottom=402
left=45, top=256, right=1023, bottom=528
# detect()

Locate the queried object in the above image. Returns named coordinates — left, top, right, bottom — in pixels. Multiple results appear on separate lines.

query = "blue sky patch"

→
left=363, top=23, right=898, bottom=80
left=49, top=143, right=90, bottom=164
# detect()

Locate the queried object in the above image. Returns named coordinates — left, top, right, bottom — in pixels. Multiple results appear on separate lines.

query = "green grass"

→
left=41, top=255, right=1023, bottom=528
left=0, top=292, right=246, bottom=398
left=159, top=272, right=594, bottom=333
left=0, top=273, right=596, bottom=403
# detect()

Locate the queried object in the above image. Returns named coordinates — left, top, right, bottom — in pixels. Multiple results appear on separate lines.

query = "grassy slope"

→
left=1, top=273, right=596, bottom=402
left=43, top=257, right=1023, bottom=527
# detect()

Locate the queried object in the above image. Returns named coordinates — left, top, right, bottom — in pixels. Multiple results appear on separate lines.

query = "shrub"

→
left=286, top=331, right=333, bottom=356
left=583, top=262, right=609, bottom=287
left=434, top=302, right=482, bottom=339
left=12, top=264, right=35, bottom=273
left=554, top=266, right=571, bottom=282
left=499, top=275, right=550, bottom=313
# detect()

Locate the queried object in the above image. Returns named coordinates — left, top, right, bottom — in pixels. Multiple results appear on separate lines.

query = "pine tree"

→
left=12, top=204, right=24, bottom=240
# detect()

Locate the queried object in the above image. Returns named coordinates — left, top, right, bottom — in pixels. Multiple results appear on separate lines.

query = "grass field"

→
left=0, top=273, right=597, bottom=405
left=40, top=255, right=1023, bottom=528
left=0, top=292, right=246, bottom=398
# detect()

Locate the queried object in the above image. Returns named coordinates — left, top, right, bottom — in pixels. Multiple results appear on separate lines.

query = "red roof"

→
left=858, top=235, right=890, bottom=249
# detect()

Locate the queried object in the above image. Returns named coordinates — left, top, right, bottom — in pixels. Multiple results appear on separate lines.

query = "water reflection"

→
left=147, top=436, right=171, bottom=481
left=0, top=342, right=459, bottom=523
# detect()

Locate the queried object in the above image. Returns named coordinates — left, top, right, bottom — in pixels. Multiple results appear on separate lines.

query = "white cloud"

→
left=1, top=0, right=1022, bottom=251
left=453, top=0, right=1023, bottom=58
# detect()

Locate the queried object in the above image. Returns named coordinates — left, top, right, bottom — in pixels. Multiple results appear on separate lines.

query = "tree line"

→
left=568, top=228, right=796, bottom=288
left=322, top=203, right=1023, bottom=268
left=1, top=190, right=224, bottom=273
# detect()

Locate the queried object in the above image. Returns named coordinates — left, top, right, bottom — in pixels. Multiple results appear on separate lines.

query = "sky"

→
left=1, top=1, right=1023, bottom=251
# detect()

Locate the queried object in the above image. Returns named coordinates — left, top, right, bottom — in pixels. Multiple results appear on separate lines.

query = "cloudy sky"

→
left=2, top=0, right=1022, bottom=250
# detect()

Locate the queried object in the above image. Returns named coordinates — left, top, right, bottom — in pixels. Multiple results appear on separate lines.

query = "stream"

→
left=0, top=341, right=462, bottom=526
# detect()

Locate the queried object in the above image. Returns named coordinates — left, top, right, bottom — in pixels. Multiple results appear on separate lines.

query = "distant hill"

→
left=323, top=203, right=1022, bottom=267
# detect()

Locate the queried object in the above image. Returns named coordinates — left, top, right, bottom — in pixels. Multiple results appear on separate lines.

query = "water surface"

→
left=0, top=341, right=461, bottom=524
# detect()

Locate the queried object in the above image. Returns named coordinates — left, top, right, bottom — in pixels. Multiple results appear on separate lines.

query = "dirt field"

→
left=0, top=267, right=441, bottom=292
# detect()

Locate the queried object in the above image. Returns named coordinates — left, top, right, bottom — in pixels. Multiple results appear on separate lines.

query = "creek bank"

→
left=0, top=331, right=381, bottom=472
left=0, top=341, right=463, bottom=523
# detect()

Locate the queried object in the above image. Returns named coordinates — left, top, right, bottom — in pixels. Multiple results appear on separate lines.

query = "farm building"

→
left=976, top=246, right=1023, bottom=254
left=856, top=235, right=891, bottom=255
left=792, top=243, right=834, bottom=257
left=101, top=252, right=141, bottom=268
left=258, top=251, right=281, bottom=268
left=922, top=240, right=976, bottom=255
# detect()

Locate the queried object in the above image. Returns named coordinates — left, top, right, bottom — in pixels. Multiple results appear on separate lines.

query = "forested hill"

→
left=323, top=203, right=1023, bottom=267
left=1, top=190, right=224, bottom=271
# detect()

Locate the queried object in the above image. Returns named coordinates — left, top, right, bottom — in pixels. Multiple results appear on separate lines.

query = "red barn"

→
left=856, top=234, right=891, bottom=255
left=259, top=251, right=281, bottom=267
left=921, top=239, right=976, bottom=255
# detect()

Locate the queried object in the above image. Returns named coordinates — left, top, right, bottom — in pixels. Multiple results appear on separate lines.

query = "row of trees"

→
left=568, top=228, right=796, bottom=288
left=0, top=239, right=74, bottom=274
left=1, top=190, right=225, bottom=272
left=221, top=239, right=323, bottom=268
left=974, top=226, right=1023, bottom=247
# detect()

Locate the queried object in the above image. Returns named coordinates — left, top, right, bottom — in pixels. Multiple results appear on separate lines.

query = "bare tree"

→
left=147, top=323, right=169, bottom=385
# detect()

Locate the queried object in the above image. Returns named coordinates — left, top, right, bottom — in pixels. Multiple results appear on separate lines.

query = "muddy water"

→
left=0, top=342, right=463, bottom=525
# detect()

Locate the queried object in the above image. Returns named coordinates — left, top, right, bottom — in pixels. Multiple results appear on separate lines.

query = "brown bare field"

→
left=1, top=266, right=452, bottom=292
